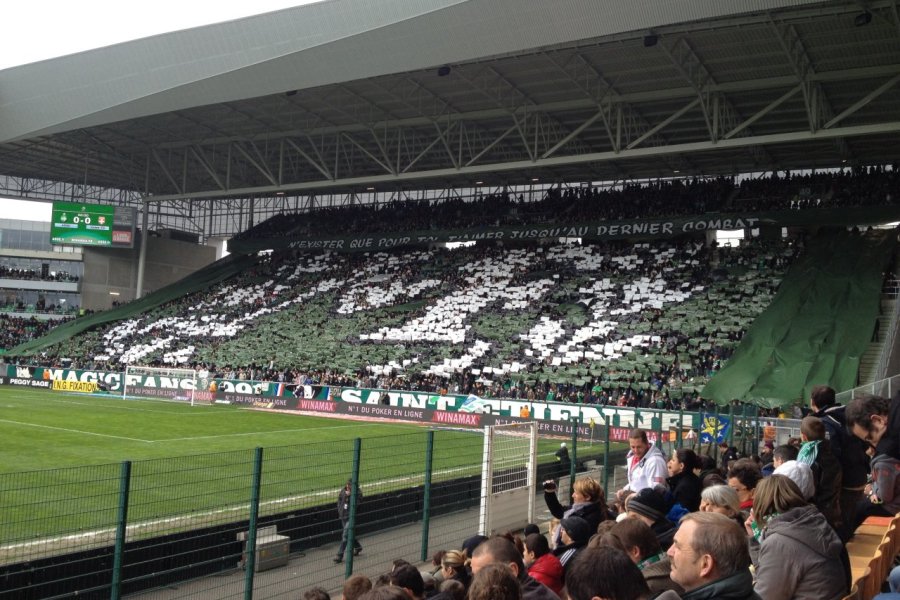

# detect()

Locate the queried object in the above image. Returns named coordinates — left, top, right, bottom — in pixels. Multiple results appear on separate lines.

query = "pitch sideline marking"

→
left=0, top=418, right=153, bottom=443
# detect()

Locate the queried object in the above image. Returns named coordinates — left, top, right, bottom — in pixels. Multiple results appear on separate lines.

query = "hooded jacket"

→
left=755, top=505, right=847, bottom=600
left=876, top=392, right=900, bottom=461
left=527, top=553, right=564, bottom=595
left=625, top=442, right=668, bottom=492
left=654, top=570, right=760, bottom=600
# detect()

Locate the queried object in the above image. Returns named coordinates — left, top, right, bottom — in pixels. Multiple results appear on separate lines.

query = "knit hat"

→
left=560, top=515, right=591, bottom=545
left=461, top=534, right=489, bottom=557
left=627, top=488, right=667, bottom=522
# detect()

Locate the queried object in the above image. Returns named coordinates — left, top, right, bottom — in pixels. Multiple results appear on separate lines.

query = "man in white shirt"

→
left=617, top=429, right=668, bottom=501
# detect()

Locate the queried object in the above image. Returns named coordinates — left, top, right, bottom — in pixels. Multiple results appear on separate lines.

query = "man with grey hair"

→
left=658, top=512, right=759, bottom=600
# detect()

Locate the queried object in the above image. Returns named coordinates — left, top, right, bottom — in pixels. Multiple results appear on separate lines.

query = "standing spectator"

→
left=809, top=385, right=870, bottom=540
left=566, top=547, right=651, bottom=600
left=523, top=533, right=563, bottom=596
left=554, top=443, right=571, bottom=480
left=543, top=477, right=609, bottom=546
left=798, top=416, right=843, bottom=531
left=663, top=512, right=758, bottom=600
left=617, top=430, right=668, bottom=502
left=334, top=479, right=363, bottom=563
left=749, top=475, right=848, bottom=600
left=666, top=448, right=702, bottom=519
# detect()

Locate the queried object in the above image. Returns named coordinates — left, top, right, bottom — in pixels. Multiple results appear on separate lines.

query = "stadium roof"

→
left=1, top=0, right=899, bottom=203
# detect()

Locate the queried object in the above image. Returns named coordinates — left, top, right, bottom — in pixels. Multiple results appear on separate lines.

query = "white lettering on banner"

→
left=341, top=388, right=363, bottom=403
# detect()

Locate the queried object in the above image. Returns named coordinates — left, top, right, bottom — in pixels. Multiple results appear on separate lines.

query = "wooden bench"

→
left=845, top=514, right=900, bottom=600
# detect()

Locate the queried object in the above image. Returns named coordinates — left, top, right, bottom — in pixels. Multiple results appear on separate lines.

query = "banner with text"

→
left=227, top=206, right=900, bottom=254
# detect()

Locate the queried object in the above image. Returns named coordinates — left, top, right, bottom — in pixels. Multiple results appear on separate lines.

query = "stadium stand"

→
left=8, top=234, right=797, bottom=408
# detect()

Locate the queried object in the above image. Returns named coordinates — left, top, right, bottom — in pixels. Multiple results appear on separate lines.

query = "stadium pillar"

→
left=345, top=438, right=362, bottom=578
left=110, top=460, right=132, bottom=600
left=569, top=417, right=578, bottom=492
left=243, top=447, right=264, bottom=600
left=420, top=431, right=434, bottom=562
left=136, top=203, right=150, bottom=298
left=602, top=416, right=610, bottom=499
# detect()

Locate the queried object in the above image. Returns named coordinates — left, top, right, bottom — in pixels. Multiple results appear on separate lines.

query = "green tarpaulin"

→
left=702, top=230, right=895, bottom=408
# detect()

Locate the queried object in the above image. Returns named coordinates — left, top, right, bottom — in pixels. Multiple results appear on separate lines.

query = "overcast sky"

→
left=1, top=1, right=319, bottom=220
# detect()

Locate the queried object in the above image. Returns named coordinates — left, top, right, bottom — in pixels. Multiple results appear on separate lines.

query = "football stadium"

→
left=1, top=1, right=900, bottom=598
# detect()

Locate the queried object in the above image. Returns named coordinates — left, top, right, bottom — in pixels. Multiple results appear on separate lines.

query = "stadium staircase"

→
left=702, top=229, right=897, bottom=407
left=7, top=252, right=259, bottom=356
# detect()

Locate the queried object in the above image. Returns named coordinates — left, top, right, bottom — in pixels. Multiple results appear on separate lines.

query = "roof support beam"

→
left=724, top=85, right=801, bottom=140
left=151, top=149, right=183, bottom=195
left=285, top=138, right=333, bottom=181
left=340, top=132, right=394, bottom=175
left=626, top=99, right=700, bottom=150
left=189, top=146, right=226, bottom=190
left=233, top=143, right=278, bottom=187
left=146, top=119, right=900, bottom=202
left=823, top=73, right=900, bottom=129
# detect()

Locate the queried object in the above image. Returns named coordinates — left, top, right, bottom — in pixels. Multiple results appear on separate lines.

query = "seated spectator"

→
left=552, top=516, right=591, bottom=572
left=596, top=518, right=683, bottom=597
left=854, top=446, right=900, bottom=530
left=391, top=563, right=426, bottom=600
left=434, top=580, right=465, bottom=600
left=750, top=475, right=848, bottom=600
left=304, top=588, right=331, bottom=600
left=727, top=458, right=762, bottom=517
left=438, top=549, right=471, bottom=590
left=666, top=448, right=702, bottom=519
left=468, top=564, right=522, bottom=600
left=698, top=484, right=744, bottom=528
left=543, top=477, right=609, bottom=546
left=343, top=575, right=373, bottom=600
left=523, top=533, right=563, bottom=595
left=470, top=536, right=560, bottom=600
left=359, top=588, right=409, bottom=600
left=661, top=512, right=758, bottom=600
left=697, top=455, right=725, bottom=489
left=566, top=546, right=651, bottom=600
left=798, top=416, right=843, bottom=531
left=625, top=487, right=677, bottom=550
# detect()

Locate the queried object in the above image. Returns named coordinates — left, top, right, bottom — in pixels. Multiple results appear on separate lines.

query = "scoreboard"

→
left=50, top=202, right=135, bottom=248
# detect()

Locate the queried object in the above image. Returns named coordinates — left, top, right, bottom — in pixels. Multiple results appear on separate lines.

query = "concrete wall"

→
left=82, top=232, right=216, bottom=310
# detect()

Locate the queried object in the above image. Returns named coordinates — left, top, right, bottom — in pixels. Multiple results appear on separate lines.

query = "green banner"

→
left=227, top=206, right=900, bottom=254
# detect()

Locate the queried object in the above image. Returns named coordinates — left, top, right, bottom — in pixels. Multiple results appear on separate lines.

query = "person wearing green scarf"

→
left=799, top=416, right=842, bottom=531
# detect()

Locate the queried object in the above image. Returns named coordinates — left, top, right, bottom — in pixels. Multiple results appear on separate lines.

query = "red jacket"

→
left=528, top=553, right=564, bottom=595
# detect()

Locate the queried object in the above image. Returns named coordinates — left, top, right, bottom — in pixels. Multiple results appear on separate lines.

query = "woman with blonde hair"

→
left=750, top=475, right=848, bottom=600
left=439, top=549, right=471, bottom=590
left=543, top=476, right=609, bottom=546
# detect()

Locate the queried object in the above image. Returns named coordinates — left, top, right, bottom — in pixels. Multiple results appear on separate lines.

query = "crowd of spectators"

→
left=15, top=233, right=798, bottom=411
left=235, top=167, right=899, bottom=241
left=0, top=264, right=80, bottom=282
left=0, top=315, right=71, bottom=351
left=307, top=391, right=900, bottom=600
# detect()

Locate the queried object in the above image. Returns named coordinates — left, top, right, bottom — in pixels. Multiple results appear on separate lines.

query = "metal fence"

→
left=836, top=373, right=900, bottom=405
left=0, top=412, right=772, bottom=600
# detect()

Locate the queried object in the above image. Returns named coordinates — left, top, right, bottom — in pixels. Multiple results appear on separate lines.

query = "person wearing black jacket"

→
left=666, top=448, right=702, bottom=518
left=543, top=476, right=609, bottom=546
left=810, top=385, right=870, bottom=540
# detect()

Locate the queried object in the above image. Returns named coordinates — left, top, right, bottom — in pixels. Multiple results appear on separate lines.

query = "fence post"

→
left=677, top=406, right=684, bottom=449
left=110, top=460, right=132, bottom=600
left=345, top=438, right=362, bottom=578
left=603, top=416, right=610, bottom=498
left=243, top=448, right=264, bottom=600
left=420, top=431, right=434, bottom=563
left=728, top=403, right=735, bottom=448
left=569, top=417, right=578, bottom=491
left=712, top=405, right=720, bottom=464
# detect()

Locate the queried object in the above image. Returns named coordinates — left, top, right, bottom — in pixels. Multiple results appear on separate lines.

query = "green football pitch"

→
left=0, top=387, right=613, bottom=544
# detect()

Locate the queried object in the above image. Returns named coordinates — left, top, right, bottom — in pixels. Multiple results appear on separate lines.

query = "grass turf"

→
left=0, top=387, right=615, bottom=544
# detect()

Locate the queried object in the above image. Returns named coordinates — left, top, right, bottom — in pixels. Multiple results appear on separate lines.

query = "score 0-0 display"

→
left=50, top=201, right=115, bottom=247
